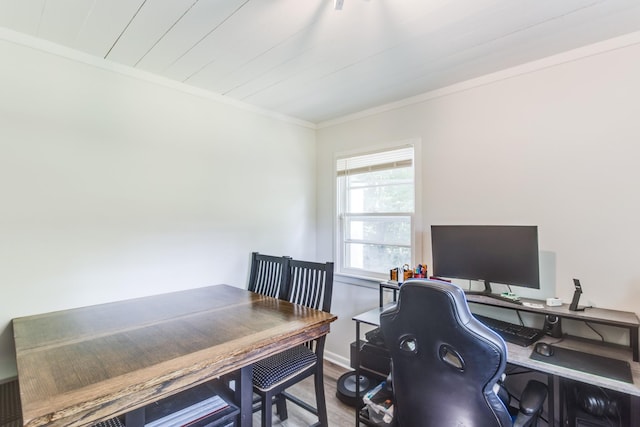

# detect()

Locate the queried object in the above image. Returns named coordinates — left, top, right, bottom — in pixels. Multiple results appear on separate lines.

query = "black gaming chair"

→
left=380, top=279, right=547, bottom=427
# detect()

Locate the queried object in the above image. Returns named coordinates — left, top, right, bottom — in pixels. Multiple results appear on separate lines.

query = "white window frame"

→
left=335, top=140, right=422, bottom=280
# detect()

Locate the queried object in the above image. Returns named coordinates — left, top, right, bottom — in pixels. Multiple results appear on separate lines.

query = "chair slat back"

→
left=287, top=259, right=334, bottom=353
left=287, top=260, right=334, bottom=313
left=248, top=252, right=291, bottom=300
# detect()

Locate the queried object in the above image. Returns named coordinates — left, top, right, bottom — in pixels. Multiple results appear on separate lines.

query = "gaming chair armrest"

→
left=513, top=380, right=547, bottom=427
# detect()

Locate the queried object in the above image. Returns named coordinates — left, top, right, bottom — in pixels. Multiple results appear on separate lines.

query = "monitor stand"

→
left=464, top=280, right=523, bottom=305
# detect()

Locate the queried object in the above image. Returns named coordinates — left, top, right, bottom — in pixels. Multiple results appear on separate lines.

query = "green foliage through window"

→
left=337, top=146, right=414, bottom=277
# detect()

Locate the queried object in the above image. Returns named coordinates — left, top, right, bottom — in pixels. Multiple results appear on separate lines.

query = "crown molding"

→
left=0, top=27, right=317, bottom=130
left=317, top=30, right=640, bottom=129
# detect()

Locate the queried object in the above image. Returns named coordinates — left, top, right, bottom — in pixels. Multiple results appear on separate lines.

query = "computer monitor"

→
left=431, top=225, right=540, bottom=301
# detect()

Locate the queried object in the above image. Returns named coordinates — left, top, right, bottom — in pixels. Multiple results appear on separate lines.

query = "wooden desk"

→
left=13, top=285, right=336, bottom=427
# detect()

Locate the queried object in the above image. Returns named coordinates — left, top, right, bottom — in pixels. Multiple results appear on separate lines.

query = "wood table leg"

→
left=236, top=365, right=253, bottom=427
left=124, top=407, right=144, bottom=427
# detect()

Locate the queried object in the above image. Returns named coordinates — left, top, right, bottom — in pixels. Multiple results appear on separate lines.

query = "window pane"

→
left=344, top=243, right=411, bottom=274
left=345, top=216, right=411, bottom=245
left=336, top=145, right=415, bottom=278
left=346, top=168, right=414, bottom=213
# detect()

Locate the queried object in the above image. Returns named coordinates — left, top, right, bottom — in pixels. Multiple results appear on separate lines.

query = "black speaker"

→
left=543, top=314, right=563, bottom=338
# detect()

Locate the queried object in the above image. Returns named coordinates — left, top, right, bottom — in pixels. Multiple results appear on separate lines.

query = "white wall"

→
left=0, top=36, right=317, bottom=380
left=317, top=35, right=640, bottom=363
left=3, top=29, right=639, bottom=380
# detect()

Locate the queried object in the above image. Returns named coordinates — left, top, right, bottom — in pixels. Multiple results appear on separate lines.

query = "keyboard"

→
left=474, top=314, right=546, bottom=347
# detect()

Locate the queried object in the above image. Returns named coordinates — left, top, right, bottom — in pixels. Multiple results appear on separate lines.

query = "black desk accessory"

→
left=569, top=278, right=585, bottom=311
left=543, top=314, right=563, bottom=338
left=530, top=345, right=633, bottom=383
left=364, top=327, right=386, bottom=347
left=474, top=314, right=546, bottom=347
left=534, top=342, right=554, bottom=357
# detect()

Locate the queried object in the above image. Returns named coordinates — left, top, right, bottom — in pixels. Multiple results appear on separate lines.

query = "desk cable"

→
left=515, top=310, right=525, bottom=326
left=584, top=321, right=605, bottom=342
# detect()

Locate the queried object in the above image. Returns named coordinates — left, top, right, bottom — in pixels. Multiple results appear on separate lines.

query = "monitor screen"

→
left=431, top=225, right=540, bottom=289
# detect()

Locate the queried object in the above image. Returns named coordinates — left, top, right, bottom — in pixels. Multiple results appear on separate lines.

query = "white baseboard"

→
left=0, top=358, right=17, bottom=384
left=324, top=350, right=351, bottom=370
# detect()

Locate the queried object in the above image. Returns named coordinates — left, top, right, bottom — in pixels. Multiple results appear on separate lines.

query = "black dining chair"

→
left=251, top=258, right=334, bottom=427
left=247, top=252, right=291, bottom=300
left=379, top=279, right=547, bottom=427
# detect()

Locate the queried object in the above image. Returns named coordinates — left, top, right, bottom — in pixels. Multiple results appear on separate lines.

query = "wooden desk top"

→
left=13, top=285, right=336, bottom=427
left=507, top=336, right=640, bottom=397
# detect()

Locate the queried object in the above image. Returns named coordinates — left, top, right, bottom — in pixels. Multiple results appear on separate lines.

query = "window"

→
left=336, top=145, right=415, bottom=278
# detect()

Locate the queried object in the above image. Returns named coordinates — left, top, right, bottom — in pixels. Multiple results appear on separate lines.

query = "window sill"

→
left=334, top=273, right=382, bottom=288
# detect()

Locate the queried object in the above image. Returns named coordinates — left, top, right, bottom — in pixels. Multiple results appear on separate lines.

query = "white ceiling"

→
left=2, top=0, right=640, bottom=124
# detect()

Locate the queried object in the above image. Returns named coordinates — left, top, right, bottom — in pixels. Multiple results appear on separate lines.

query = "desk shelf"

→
left=379, top=281, right=640, bottom=361
left=353, top=307, right=392, bottom=427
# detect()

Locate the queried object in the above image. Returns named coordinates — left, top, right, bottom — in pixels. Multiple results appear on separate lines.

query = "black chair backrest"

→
left=286, top=259, right=334, bottom=313
left=286, top=259, right=334, bottom=356
left=248, top=252, right=291, bottom=300
left=380, top=279, right=511, bottom=427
